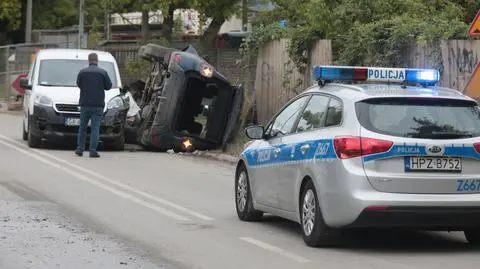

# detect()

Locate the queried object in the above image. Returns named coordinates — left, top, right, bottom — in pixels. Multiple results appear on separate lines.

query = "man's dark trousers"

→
left=76, top=106, right=103, bottom=153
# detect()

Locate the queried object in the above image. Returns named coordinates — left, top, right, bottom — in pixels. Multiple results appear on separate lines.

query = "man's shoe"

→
left=75, top=150, right=83, bottom=157
left=89, top=152, right=100, bottom=158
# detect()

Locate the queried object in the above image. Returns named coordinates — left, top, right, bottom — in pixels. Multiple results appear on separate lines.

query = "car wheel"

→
left=27, top=120, right=41, bottom=148
left=22, top=120, right=28, bottom=141
left=111, top=131, right=125, bottom=151
left=464, top=229, right=480, bottom=246
left=235, top=163, right=263, bottom=221
left=300, top=180, right=340, bottom=247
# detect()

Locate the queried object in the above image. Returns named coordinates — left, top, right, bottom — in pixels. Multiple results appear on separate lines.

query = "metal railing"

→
left=0, top=42, right=71, bottom=102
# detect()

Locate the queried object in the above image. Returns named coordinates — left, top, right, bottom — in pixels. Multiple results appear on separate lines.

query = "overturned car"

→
left=124, top=43, right=244, bottom=153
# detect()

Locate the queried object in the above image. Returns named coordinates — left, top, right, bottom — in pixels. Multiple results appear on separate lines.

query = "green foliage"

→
left=243, top=0, right=474, bottom=69
left=0, top=0, right=22, bottom=29
left=32, top=0, right=78, bottom=29
left=88, top=18, right=102, bottom=48
left=172, top=16, right=184, bottom=40
left=239, top=23, right=285, bottom=60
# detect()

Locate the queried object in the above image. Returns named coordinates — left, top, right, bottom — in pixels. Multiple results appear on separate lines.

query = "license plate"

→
left=456, top=179, right=480, bottom=193
left=64, top=118, right=90, bottom=126
left=404, top=156, right=462, bottom=172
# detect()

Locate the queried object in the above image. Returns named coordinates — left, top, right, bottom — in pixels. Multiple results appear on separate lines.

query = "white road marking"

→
left=239, top=237, right=310, bottom=263
left=0, top=138, right=191, bottom=222
left=0, top=134, right=214, bottom=221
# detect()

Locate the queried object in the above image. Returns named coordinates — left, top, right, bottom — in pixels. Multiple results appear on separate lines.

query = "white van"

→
left=20, top=48, right=129, bottom=150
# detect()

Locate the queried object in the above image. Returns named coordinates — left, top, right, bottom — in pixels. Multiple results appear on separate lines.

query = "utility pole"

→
left=25, top=0, right=32, bottom=43
left=242, top=0, right=248, bottom=31
left=78, top=0, right=85, bottom=48
left=104, top=0, right=111, bottom=41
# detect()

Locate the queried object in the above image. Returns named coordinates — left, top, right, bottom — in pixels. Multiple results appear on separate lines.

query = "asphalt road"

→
left=0, top=112, right=480, bottom=269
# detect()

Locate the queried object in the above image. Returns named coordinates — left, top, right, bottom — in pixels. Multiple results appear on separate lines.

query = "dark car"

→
left=124, top=43, right=244, bottom=153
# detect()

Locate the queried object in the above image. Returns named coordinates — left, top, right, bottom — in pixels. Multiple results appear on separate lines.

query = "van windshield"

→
left=38, top=59, right=118, bottom=88
left=355, top=97, right=480, bottom=139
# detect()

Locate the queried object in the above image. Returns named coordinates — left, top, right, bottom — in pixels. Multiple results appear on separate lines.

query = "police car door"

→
left=253, top=95, right=310, bottom=208
left=276, top=94, right=337, bottom=212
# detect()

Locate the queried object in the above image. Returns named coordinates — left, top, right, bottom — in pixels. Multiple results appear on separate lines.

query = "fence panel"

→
left=254, top=39, right=332, bottom=124
left=440, top=40, right=480, bottom=92
left=0, top=42, right=68, bottom=102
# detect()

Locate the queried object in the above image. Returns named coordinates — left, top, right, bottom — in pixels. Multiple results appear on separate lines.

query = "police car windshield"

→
left=38, top=59, right=117, bottom=88
left=355, top=98, right=480, bottom=139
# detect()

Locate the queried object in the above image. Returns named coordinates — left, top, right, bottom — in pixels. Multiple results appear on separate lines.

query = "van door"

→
left=24, top=59, right=37, bottom=127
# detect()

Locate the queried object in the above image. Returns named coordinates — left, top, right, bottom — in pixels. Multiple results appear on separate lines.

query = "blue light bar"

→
left=312, top=65, right=440, bottom=86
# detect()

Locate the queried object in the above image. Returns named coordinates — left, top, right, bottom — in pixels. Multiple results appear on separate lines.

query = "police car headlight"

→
left=107, top=96, right=125, bottom=110
left=34, top=95, right=53, bottom=107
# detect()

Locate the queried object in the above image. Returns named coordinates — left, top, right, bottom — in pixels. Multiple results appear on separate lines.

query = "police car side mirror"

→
left=245, top=125, right=264, bottom=140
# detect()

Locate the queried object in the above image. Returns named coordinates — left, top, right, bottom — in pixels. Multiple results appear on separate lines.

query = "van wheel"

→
left=27, top=120, right=41, bottom=148
left=235, top=164, right=263, bottom=221
left=22, top=121, right=28, bottom=141
left=300, top=180, right=340, bottom=247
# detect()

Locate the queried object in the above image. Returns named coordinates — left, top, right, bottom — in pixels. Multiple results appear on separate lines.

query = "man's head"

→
left=88, top=53, right=98, bottom=65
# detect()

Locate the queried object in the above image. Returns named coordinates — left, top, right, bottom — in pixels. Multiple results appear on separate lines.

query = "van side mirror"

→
left=20, top=78, right=32, bottom=90
left=245, top=125, right=264, bottom=140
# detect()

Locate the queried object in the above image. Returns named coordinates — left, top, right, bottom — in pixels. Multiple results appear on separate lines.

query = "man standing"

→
left=75, top=52, right=112, bottom=158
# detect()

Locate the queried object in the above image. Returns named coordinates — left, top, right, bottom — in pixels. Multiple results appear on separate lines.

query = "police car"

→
left=235, top=65, right=480, bottom=247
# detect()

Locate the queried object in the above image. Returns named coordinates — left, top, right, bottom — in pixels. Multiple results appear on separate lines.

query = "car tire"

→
left=464, top=229, right=480, bottom=246
left=22, top=121, right=28, bottom=141
left=300, top=180, right=340, bottom=247
left=27, top=120, right=41, bottom=148
left=235, top=163, right=263, bottom=221
left=111, top=131, right=125, bottom=151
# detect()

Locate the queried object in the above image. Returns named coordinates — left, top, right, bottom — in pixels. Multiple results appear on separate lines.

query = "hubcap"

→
left=236, top=171, right=248, bottom=212
left=302, top=189, right=316, bottom=236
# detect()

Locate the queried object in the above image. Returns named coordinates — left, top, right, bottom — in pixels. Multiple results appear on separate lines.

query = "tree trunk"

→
left=200, top=18, right=223, bottom=52
left=161, top=4, right=175, bottom=43
left=141, top=9, right=150, bottom=40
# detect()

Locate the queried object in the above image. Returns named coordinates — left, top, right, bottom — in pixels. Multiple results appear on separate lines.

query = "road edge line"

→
left=0, top=134, right=214, bottom=221
left=0, top=137, right=191, bottom=222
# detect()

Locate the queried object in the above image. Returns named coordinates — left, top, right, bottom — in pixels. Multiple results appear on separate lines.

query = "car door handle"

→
left=300, top=144, right=310, bottom=154
left=274, top=148, right=281, bottom=154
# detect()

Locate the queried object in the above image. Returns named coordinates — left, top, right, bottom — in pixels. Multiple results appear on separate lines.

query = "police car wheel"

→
left=235, top=164, right=263, bottom=221
left=464, top=230, right=480, bottom=246
left=300, top=180, right=339, bottom=247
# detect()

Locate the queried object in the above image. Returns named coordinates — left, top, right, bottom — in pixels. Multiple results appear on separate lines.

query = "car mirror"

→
left=20, top=78, right=32, bottom=90
left=119, top=85, right=129, bottom=95
left=245, top=125, right=264, bottom=140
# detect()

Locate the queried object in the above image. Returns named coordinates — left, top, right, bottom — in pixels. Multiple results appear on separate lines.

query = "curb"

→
left=191, top=150, right=238, bottom=165
left=124, top=144, right=238, bottom=165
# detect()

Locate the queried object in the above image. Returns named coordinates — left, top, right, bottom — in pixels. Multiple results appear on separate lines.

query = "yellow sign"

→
left=464, top=64, right=480, bottom=101
left=468, top=11, right=480, bottom=37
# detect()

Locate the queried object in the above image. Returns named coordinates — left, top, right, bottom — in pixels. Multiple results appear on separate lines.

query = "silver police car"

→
left=235, top=65, right=480, bottom=247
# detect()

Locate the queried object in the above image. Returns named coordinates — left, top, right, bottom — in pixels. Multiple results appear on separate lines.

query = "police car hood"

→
left=35, top=85, right=121, bottom=108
